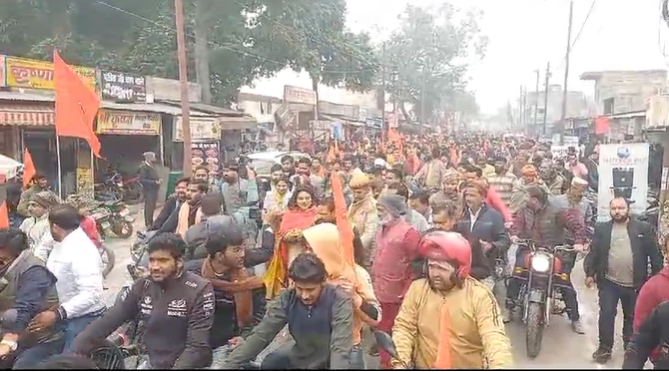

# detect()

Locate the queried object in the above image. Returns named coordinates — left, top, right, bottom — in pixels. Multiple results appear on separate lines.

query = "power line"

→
left=94, top=0, right=377, bottom=75
left=552, top=0, right=596, bottom=71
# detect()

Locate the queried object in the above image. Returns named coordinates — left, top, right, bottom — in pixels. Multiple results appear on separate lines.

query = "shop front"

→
left=94, top=108, right=162, bottom=180
left=170, top=116, right=221, bottom=178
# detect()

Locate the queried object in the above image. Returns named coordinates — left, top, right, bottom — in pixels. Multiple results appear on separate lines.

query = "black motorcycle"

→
left=93, top=200, right=135, bottom=239
left=508, top=240, right=576, bottom=358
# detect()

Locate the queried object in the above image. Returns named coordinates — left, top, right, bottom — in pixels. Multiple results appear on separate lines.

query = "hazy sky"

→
left=243, top=0, right=669, bottom=114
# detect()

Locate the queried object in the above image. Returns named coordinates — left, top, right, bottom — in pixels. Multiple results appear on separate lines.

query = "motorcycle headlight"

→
left=531, top=254, right=551, bottom=273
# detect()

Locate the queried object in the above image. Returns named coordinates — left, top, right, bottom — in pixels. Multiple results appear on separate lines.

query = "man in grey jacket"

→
left=221, top=253, right=354, bottom=370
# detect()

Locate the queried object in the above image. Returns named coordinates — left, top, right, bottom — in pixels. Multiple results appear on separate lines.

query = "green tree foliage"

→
left=383, top=3, right=487, bottom=124
left=0, top=0, right=377, bottom=105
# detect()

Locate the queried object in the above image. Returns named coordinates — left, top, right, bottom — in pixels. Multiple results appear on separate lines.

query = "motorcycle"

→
left=121, top=175, right=143, bottom=204
left=132, top=230, right=156, bottom=264
left=93, top=200, right=135, bottom=239
left=508, top=240, right=576, bottom=359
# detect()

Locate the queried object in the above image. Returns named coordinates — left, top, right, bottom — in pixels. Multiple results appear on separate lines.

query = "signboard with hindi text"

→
left=173, top=117, right=220, bottom=141
left=5, top=56, right=96, bottom=91
left=96, top=109, right=161, bottom=135
left=100, top=70, right=147, bottom=102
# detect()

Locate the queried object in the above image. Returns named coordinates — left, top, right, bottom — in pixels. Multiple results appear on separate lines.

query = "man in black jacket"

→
left=139, top=151, right=162, bottom=229
left=73, top=233, right=214, bottom=369
left=585, top=196, right=663, bottom=364
left=151, top=177, right=189, bottom=231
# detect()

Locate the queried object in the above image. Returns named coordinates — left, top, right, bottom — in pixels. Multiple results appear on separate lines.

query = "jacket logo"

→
left=167, top=299, right=187, bottom=317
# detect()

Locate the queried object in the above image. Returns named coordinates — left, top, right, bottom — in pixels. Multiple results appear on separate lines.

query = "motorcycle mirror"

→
left=373, top=330, right=398, bottom=359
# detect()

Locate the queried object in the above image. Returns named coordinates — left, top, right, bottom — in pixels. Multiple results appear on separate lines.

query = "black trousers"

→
left=143, top=189, right=158, bottom=228
left=598, top=279, right=637, bottom=350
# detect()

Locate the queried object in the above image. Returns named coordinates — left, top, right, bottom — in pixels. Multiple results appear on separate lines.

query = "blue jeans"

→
left=13, top=339, right=64, bottom=370
left=63, top=313, right=103, bottom=353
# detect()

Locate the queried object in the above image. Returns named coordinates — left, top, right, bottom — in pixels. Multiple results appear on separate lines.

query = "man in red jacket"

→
left=632, top=258, right=669, bottom=368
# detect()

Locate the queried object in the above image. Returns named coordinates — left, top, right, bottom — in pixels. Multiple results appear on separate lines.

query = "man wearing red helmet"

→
left=391, top=231, right=513, bottom=369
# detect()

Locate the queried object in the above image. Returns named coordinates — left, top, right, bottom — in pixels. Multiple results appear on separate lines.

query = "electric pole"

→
left=519, top=85, right=525, bottom=130
left=381, top=42, right=386, bottom=143
left=175, top=0, right=192, bottom=175
left=542, top=62, right=551, bottom=136
left=533, top=69, right=540, bottom=133
left=558, top=0, right=574, bottom=145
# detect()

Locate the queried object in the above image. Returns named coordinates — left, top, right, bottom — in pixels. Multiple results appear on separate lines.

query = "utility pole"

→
left=175, top=0, right=192, bottom=175
left=519, top=85, right=524, bottom=130
left=533, top=69, right=540, bottom=132
left=542, top=62, right=551, bottom=136
left=381, top=42, right=387, bottom=143
left=557, top=0, right=574, bottom=145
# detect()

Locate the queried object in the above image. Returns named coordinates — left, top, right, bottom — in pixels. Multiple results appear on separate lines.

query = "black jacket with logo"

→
left=72, top=272, right=215, bottom=369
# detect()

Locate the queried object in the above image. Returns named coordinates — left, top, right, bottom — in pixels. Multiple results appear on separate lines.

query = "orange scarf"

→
left=176, top=203, right=202, bottom=237
left=435, top=306, right=452, bottom=369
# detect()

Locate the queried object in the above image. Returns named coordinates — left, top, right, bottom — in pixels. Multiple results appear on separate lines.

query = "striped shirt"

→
left=486, top=173, right=517, bottom=207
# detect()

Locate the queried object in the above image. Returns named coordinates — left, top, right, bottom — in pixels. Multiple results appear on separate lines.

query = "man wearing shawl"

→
left=372, top=194, right=421, bottom=369
left=509, top=164, right=551, bottom=214
left=302, top=223, right=380, bottom=368
left=347, top=170, right=379, bottom=270
left=392, top=231, right=512, bottom=369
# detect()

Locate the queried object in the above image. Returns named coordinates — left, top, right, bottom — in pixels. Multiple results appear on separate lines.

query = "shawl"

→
left=263, top=207, right=318, bottom=299
left=176, top=203, right=203, bottom=237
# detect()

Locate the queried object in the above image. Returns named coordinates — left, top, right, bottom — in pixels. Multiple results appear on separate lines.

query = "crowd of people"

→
left=0, top=132, right=667, bottom=370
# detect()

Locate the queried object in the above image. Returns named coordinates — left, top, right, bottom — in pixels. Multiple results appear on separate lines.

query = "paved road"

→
left=102, top=206, right=630, bottom=369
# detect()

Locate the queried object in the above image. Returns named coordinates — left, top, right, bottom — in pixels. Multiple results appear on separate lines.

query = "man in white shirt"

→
left=28, top=204, right=105, bottom=353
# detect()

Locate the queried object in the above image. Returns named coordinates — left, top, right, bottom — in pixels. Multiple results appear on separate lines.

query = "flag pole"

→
left=55, top=134, right=63, bottom=199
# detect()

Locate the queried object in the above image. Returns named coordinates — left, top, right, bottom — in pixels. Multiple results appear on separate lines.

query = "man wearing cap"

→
left=372, top=194, right=421, bottom=369
left=19, top=191, right=60, bottom=255
left=138, top=151, right=161, bottom=229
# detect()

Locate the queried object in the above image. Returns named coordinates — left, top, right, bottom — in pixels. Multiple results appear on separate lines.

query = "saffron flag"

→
left=22, top=149, right=35, bottom=187
left=434, top=306, right=452, bottom=369
left=330, top=171, right=354, bottom=265
left=54, top=51, right=102, bottom=158
left=0, top=202, right=9, bottom=229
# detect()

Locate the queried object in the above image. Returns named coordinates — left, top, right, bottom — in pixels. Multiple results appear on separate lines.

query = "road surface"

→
left=103, top=206, right=629, bottom=369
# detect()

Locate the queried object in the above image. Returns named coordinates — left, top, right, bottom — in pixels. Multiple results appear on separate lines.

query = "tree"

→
left=383, top=3, right=487, bottom=127
left=253, top=0, right=379, bottom=100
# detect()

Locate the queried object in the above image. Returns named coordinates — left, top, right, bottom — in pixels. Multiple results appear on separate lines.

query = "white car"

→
left=246, top=151, right=311, bottom=177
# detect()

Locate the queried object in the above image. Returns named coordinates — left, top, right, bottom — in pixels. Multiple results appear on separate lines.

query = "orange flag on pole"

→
left=0, top=202, right=9, bottom=229
left=54, top=51, right=102, bottom=158
left=330, top=171, right=354, bottom=265
left=22, top=149, right=35, bottom=187
left=434, top=306, right=453, bottom=369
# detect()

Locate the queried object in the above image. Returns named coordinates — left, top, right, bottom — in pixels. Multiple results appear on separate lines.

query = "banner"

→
left=0, top=55, right=5, bottom=87
left=597, top=143, right=649, bottom=221
left=5, top=56, right=96, bottom=91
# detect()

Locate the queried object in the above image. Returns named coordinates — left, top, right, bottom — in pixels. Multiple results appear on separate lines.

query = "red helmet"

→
left=419, top=231, right=472, bottom=279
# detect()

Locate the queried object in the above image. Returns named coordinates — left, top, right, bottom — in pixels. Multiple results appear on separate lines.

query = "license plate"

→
left=101, top=221, right=111, bottom=229
left=119, top=209, right=130, bottom=217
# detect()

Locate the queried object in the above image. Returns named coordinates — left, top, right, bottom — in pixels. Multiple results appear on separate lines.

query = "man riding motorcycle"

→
left=0, top=228, right=62, bottom=369
left=221, top=252, right=354, bottom=370
left=72, top=233, right=215, bottom=369
left=506, top=185, right=587, bottom=332
left=392, top=231, right=513, bottom=369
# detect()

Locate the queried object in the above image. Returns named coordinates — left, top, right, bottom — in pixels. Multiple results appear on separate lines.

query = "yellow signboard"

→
left=5, top=56, right=96, bottom=91
left=96, top=109, right=161, bottom=135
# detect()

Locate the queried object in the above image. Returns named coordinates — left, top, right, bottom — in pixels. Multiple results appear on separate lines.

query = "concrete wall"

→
left=583, top=70, right=667, bottom=115
left=525, top=84, right=592, bottom=126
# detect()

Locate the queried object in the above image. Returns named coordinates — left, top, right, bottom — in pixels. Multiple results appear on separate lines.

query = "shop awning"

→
left=0, top=104, right=54, bottom=126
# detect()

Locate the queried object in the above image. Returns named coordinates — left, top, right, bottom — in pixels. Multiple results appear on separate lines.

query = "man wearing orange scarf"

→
left=392, top=231, right=513, bottom=369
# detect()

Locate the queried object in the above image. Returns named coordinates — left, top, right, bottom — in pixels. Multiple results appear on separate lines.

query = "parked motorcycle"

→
left=508, top=240, right=577, bottom=358
left=132, top=230, right=156, bottom=264
left=121, top=175, right=143, bottom=204
left=92, top=200, right=135, bottom=239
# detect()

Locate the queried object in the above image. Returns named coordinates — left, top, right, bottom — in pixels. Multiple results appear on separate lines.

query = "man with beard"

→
left=553, top=177, right=593, bottom=228
left=539, top=163, right=566, bottom=196
left=159, top=179, right=208, bottom=235
left=372, top=194, right=421, bottom=369
left=17, top=173, right=60, bottom=218
left=33, top=205, right=105, bottom=353
left=585, top=196, right=663, bottom=364
left=391, top=231, right=513, bottom=369
left=151, top=177, right=189, bottom=231
left=486, top=156, right=516, bottom=208
left=138, top=151, right=162, bottom=229
left=506, top=185, right=587, bottom=331
left=0, top=228, right=61, bottom=369
left=73, top=233, right=215, bottom=369
left=293, top=157, right=324, bottom=198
